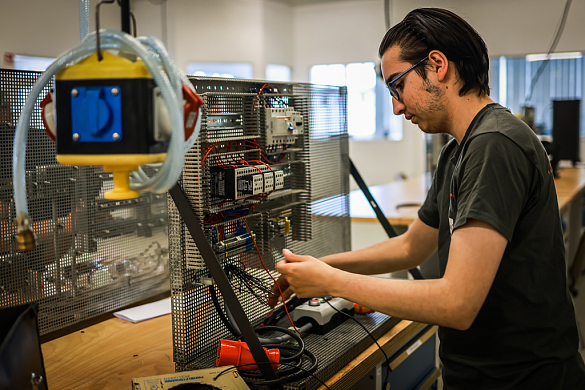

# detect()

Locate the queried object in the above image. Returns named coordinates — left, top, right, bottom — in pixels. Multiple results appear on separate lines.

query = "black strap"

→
left=350, top=159, right=424, bottom=280
left=169, top=184, right=281, bottom=387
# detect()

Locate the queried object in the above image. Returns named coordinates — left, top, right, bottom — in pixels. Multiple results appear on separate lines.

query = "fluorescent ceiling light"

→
left=526, top=52, right=582, bottom=62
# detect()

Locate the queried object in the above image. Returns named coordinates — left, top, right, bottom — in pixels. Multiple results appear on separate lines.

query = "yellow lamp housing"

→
left=53, top=52, right=167, bottom=199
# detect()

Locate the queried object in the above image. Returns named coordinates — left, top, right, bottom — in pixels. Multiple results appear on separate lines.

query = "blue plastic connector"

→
left=70, top=85, right=123, bottom=142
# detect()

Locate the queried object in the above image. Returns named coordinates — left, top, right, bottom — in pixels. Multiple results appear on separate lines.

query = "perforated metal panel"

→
left=167, top=77, right=399, bottom=389
left=0, top=68, right=170, bottom=335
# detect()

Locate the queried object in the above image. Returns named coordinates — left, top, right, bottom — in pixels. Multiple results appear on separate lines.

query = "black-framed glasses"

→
left=387, top=56, right=429, bottom=101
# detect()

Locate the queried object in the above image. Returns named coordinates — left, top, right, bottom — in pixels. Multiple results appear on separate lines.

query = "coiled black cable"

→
left=213, top=360, right=331, bottom=390
left=238, top=326, right=319, bottom=385
left=209, top=285, right=322, bottom=386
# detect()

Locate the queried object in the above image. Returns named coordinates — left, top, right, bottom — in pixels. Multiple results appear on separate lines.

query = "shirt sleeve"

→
left=418, top=166, right=440, bottom=229
left=453, top=133, right=535, bottom=241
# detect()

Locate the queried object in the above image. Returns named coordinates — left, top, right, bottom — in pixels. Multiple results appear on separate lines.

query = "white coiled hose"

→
left=13, top=29, right=199, bottom=230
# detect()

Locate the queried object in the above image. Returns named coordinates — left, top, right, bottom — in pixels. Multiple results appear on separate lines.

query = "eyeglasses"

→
left=387, top=56, right=429, bottom=101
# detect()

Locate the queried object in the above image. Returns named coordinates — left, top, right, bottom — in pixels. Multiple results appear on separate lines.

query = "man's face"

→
left=381, top=46, right=446, bottom=134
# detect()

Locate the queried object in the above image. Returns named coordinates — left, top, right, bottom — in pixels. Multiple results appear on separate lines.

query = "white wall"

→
left=390, top=0, right=585, bottom=57
left=263, top=0, right=295, bottom=67
left=138, top=0, right=266, bottom=78
left=0, top=0, right=123, bottom=61
left=133, top=0, right=295, bottom=78
left=291, top=0, right=385, bottom=82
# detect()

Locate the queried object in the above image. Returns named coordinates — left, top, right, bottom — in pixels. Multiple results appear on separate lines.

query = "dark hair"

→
left=378, top=8, right=490, bottom=97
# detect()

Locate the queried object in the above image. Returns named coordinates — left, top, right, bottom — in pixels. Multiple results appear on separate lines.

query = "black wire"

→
left=231, top=347, right=319, bottom=386
left=223, top=263, right=275, bottom=307
left=261, top=296, right=309, bottom=327
left=251, top=326, right=305, bottom=363
left=526, top=0, right=573, bottom=103
left=117, top=0, right=138, bottom=37
left=130, top=11, right=137, bottom=37
left=209, top=264, right=278, bottom=339
left=213, top=361, right=331, bottom=390
left=210, top=285, right=241, bottom=338
left=210, top=284, right=321, bottom=386
left=95, top=0, right=116, bottom=61
left=96, top=0, right=137, bottom=62
left=324, top=299, right=391, bottom=386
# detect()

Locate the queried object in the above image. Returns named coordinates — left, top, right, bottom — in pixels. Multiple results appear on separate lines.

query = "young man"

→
left=269, top=8, right=585, bottom=389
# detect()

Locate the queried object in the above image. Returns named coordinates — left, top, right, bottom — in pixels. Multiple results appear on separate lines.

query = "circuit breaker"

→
left=264, top=107, right=304, bottom=145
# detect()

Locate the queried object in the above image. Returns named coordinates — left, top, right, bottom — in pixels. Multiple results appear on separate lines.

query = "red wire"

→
left=201, top=141, right=226, bottom=166
left=241, top=218, right=302, bottom=337
left=248, top=160, right=273, bottom=172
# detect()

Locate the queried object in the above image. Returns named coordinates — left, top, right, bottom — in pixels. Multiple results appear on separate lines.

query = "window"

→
left=186, top=63, right=253, bottom=79
left=14, top=55, right=55, bottom=71
left=265, top=64, right=291, bottom=82
left=310, top=62, right=402, bottom=140
left=490, top=52, right=584, bottom=136
left=9, top=56, right=56, bottom=127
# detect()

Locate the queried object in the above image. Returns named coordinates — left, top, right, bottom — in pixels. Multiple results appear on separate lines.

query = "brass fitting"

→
left=15, top=215, right=37, bottom=252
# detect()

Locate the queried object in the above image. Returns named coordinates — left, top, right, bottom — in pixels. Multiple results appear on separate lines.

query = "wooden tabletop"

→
left=41, top=313, right=427, bottom=390
left=42, top=314, right=174, bottom=390
left=351, top=167, right=585, bottom=225
left=349, top=174, right=430, bottom=226
left=554, top=167, right=585, bottom=212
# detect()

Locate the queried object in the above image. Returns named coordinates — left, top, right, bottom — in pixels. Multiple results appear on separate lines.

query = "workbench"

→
left=41, top=313, right=438, bottom=390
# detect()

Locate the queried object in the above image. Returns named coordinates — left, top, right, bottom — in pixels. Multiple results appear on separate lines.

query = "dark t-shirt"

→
left=418, top=103, right=585, bottom=389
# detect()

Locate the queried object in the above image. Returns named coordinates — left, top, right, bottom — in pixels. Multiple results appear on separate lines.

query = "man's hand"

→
left=268, top=274, right=290, bottom=308
left=269, top=249, right=338, bottom=307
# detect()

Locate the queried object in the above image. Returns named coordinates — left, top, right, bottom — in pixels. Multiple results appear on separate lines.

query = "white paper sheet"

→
left=114, top=298, right=172, bottom=323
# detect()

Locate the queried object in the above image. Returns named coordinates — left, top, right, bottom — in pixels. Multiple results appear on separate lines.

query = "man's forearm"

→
left=328, top=271, right=472, bottom=330
left=319, top=235, right=421, bottom=275
left=324, top=221, right=507, bottom=331
left=320, top=217, right=438, bottom=275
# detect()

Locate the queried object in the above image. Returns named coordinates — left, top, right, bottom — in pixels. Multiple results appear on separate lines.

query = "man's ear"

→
left=428, top=50, right=449, bottom=82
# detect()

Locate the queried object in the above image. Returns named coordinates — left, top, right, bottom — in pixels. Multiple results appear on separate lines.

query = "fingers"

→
left=267, top=286, right=296, bottom=308
left=267, top=296, right=279, bottom=309
left=268, top=275, right=289, bottom=308
left=282, top=248, right=304, bottom=262
left=281, top=287, right=295, bottom=302
left=267, top=289, right=280, bottom=308
left=269, top=249, right=314, bottom=308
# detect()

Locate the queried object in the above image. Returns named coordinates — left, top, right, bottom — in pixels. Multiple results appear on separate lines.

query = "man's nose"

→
left=392, top=98, right=405, bottom=116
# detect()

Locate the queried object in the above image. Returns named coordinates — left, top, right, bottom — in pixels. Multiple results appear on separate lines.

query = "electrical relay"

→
left=210, top=165, right=284, bottom=200
left=264, top=107, right=304, bottom=145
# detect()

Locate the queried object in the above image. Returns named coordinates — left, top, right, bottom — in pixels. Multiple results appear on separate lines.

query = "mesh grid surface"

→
left=0, top=68, right=170, bottom=335
left=168, top=77, right=398, bottom=389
